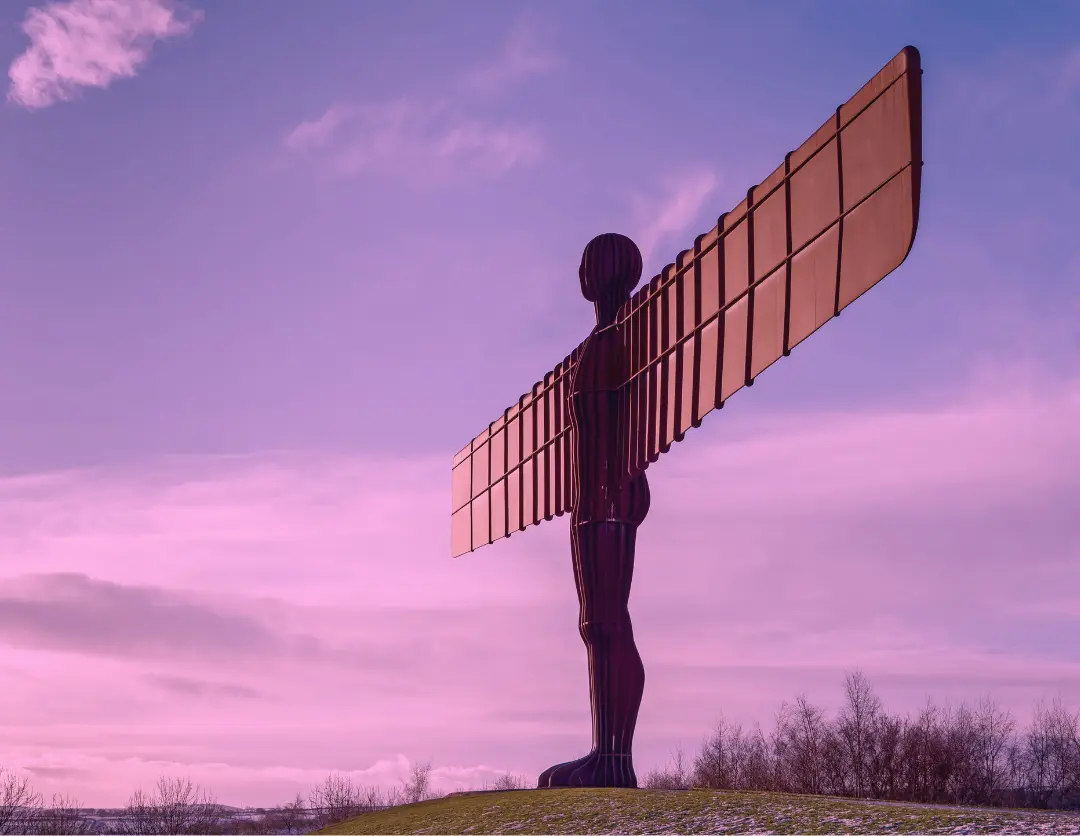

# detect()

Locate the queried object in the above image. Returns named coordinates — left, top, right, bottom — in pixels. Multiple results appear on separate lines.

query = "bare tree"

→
left=692, top=716, right=743, bottom=790
left=264, top=792, right=307, bottom=835
left=1023, top=699, right=1056, bottom=806
left=489, top=773, right=528, bottom=791
left=820, top=724, right=850, bottom=798
left=893, top=698, right=931, bottom=802
left=1027, top=697, right=1080, bottom=808
left=928, top=702, right=971, bottom=804
left=120, top=776, right=223, bottom=835
left=740, top=724, right=773, bottom=792
left=643, top=746, right=691, bottom=790
left=836, top=670, right=882, bottom=798
left=769, top=702, right=791, bottom=792
left=0, top=768, right=41, bottom=835
left=780, top=695, right=828, bottom=795
left=382, top=784, right=406, bottom=808
left=873, top=698, right=903, bottom=801
left=973, top=695, right=1015, bottom=805
left=308, top=774, right=363, bottom=828
left=1004, top=734, right=1031, bottom=806
left=672, top=746, right=690, bottom=789
left=33, top=794, right=96, bottom=835
left=223, top=812, right=271, bottom=836
left=402, top=761, right=434, bottom=805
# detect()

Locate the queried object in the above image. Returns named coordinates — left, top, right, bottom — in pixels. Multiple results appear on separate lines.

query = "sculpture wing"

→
left=452, top=46, right=923, bottom=555
left=620, top=45, right=923, bottom=476
left=450, top=343, right=585, bottom=557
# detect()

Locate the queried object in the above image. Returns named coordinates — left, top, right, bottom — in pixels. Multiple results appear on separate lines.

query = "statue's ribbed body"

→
left=537, top=233, right=649, bottom=789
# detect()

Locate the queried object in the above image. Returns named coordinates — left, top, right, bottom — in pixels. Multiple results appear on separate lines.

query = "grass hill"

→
left=317, top=787, right=1080, bottom=834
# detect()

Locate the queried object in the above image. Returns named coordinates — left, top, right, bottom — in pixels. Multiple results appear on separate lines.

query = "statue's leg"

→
left=537, top=521, right=644, bottom=788
left=536, top=527, right=592, bottom=788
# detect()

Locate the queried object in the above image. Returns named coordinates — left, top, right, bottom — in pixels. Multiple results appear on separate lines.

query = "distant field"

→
left=316, top=787, right=1080, bottom=835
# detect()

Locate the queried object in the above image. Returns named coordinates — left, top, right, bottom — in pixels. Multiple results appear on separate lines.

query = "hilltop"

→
left=317, top=787, right=1080, bottom=835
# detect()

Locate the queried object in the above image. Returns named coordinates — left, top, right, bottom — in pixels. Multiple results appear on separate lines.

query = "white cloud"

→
left=462, top=20, right=559, bottom=96
left=284, top=97, right=544, bottom=184
left=282, top=104, right=353, bottom=153
left=7, top=0, right=201, bottom=110
left=631, top=169, right=720, bottom=267
left=283, top=21, right=557, bottom=185
left=434, top=119, right=544, bottom=176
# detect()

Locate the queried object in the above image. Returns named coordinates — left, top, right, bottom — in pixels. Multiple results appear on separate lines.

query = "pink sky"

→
left=1, top=0, right=1079, bottom=810
left=3, top=360, right=1079, bottom=806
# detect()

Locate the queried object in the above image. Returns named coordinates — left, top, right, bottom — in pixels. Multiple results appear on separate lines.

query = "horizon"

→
left=1, top=0, right=1079, bottom=809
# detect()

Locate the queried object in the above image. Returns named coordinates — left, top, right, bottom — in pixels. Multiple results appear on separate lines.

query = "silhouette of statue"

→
left=537, top=233, right=650, bottom=789
left=451, top=46, right=924, bottom=794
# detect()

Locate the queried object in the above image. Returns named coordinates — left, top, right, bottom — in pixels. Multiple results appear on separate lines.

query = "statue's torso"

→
left=569, top=326, right=649, bottom=525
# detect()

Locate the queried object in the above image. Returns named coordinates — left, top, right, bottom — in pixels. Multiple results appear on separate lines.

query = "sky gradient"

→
left=1, top=0, right=1079, bottom=808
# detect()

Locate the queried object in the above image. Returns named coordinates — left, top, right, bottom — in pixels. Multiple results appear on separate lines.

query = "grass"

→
left=316, top=787, right=1080, bottom=834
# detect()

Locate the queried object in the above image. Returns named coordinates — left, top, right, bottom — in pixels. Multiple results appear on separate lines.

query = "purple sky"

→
left=1, top=0, right=1079, bottom=809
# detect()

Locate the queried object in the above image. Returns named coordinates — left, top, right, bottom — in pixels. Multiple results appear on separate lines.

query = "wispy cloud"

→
left=0, top=573, right=286, bottom=661
left=1060, top=45, right=1080, bottom=93
left=283, top=21, right=557, bottom=184
left=284, top=98, right=544, bottom=184
left=462, top=19, right=560, bottom=96
left=282, top=104, right=352, bottom=154
left=146, top=674, right=261, bottom=700
left=7, top=0, right=202, bottom=110
left=631, top=169, right=720, bottom=267
left=941, top=43, right=1080, bottom=129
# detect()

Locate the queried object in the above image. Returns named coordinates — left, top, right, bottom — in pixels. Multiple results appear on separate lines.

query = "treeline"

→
left=0, top=764, right=529, bottom=835
left=643, top=671, right=1080, bottom=811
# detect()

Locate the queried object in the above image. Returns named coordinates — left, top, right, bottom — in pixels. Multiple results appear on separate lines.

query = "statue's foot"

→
left=568, top=751, right=637, bottom=788
left=538, top=751, right=637, bottom=788
left=537, top=752, right=594, bottom=788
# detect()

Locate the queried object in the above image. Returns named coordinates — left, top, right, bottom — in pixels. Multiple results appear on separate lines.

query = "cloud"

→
left=660, top=382, right=1080, bottom=520
left=283, top=22, right=556, bottom=184
left=0, top=572, right=453, bottom=677
left=435, top=120, right=544, bottom=175
left=940, top=43, right=1080, bottom=134
left=0, top=573, right=287, bottom=660
left=146, top=674, right=261, bottom=700
left=22, top=765, right=89, bottom=780
left=1061, top=45, right=1080, bottom=93
left=284, top=98, right=544, bottom=184
left=462, top=20, right=560, bottom=96
left=282, top=104, right=352, bottom=153
left=631, top=169, right=720, bottom=267
left=7, top=0, right=202, bottom=110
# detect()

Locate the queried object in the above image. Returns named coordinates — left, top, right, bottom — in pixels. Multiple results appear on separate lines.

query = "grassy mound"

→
left=316, top=787, right=1080, bottom=834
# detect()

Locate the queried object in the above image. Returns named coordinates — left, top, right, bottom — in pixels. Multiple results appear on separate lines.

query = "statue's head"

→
left=579, top=233, right=643, bottom=307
